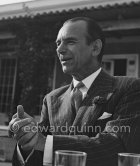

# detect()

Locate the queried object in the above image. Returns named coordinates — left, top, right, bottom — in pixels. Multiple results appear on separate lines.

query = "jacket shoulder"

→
left=114, top=76, right=140, bottom=90
left=46, top=84, right=70, bottom=98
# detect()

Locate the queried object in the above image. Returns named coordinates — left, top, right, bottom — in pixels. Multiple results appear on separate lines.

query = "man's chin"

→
left=62, top=68, right=72, bottom=75
left=63, top=70, right=71, bottom=74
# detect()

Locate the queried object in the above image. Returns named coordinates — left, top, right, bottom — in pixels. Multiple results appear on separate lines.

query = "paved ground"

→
left=0, top=162, right=12, bottom=166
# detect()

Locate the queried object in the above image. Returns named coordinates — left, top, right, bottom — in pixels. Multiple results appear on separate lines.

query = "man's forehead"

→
left=57, top=21, right=87, bottom=40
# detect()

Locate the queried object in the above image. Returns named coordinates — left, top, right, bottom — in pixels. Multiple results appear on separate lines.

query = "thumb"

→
left=17, top=105, right=24, bottom=119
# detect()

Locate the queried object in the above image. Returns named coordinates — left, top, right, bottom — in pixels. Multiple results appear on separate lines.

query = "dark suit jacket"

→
left=13, top=69, right=140, bottom=166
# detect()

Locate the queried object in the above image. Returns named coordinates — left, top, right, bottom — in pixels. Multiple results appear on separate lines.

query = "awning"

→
left=0, top=0, right=140, bottom=20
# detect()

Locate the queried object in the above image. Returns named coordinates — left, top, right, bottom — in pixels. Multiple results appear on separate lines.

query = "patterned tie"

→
left=71, top=82, right=84, bottom=113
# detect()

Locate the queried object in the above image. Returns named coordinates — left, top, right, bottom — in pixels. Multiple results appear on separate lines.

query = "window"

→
left=102, top=54, right=139, bottom=77
left=0, top=55, right=17, bottom=113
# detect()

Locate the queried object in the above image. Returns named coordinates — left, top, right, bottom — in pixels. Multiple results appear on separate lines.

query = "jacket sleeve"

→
left=12, top=145, right=43, bottom=166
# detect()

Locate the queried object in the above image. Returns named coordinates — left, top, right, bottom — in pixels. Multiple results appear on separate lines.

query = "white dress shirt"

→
left=73, top=68, right=101, bottom=99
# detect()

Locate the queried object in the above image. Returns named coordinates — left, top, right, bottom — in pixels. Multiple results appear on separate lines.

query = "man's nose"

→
left=57, top=43, right=67, bottom=55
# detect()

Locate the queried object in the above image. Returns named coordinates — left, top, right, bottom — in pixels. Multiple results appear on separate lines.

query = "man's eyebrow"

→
left=55, top=37, right=77, bottom=43
left=64, top=37, right=78, bottom=41
left=55, top=39, right=59, bottom=43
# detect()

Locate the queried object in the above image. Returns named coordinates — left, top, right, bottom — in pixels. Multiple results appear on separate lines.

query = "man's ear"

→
left=92, top=39, right=102, bottom=57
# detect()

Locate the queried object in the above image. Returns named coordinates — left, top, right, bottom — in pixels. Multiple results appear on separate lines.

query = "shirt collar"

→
left=73, top=68, right=102, bottom=90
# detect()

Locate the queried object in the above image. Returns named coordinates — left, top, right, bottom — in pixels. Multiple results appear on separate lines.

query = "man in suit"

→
left=9, top=17, right=140, bottom=166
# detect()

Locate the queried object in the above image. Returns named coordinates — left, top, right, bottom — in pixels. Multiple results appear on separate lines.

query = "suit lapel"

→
left=70, top=69, right=115, bottom=135
left=50, top=83, right=75, bottom=134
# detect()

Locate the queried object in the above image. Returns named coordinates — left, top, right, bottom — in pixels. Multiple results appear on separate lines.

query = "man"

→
left=9, top=17, right=140, bottom=166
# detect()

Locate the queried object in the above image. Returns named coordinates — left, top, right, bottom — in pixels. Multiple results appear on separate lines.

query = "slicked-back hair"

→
left=63, top=17, right=105, bottom=63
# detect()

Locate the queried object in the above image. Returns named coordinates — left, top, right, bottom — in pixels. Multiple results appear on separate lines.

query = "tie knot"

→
left=75, top=81, right=84, bottom=90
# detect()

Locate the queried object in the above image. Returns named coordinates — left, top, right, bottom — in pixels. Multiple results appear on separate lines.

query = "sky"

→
left=0, top=0, right=33, bottom=5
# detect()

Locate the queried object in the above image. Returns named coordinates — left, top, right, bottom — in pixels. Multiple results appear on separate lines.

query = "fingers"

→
left=9, top=105, right=25, bottom=136
left=9, top=117, right=33, bottom=137
left=14, top=121, right=37, bottom=141
left=9, top=105, right=32, bottom=137
left=13, top=118, right=33, bottom=131
left=12, top=105, right=31, bottom=120
left=9, top=117, right=21, bottom=136
left=12, top=105, right=24, bottom=119
left=17, top=105, right=24, bottom=119
left=12, top=118, right=35, bottom=140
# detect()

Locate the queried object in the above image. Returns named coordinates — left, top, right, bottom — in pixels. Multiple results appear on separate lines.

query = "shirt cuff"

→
left=17, top=144, right=34, bottom=166
left=43, top=135, right=53, bottom=166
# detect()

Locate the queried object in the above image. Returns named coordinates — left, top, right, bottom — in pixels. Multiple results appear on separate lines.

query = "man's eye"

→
left=56, top=42, right=61, bottom=47
left=67, top=40, right=75, bottom=44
